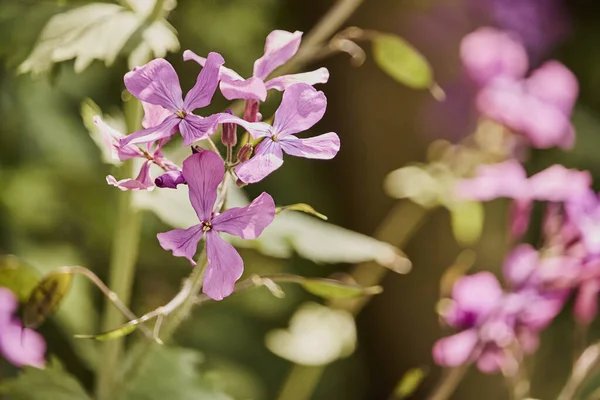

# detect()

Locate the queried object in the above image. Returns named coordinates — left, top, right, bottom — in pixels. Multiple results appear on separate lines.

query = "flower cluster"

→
left=0, top=288, right=46, bottom=368
left=97, top=30, right=340, bottom=300
left=431, top=25, right=592, bottom=374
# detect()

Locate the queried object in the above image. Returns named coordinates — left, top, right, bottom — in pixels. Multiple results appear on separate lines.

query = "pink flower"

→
left=219, top=83, right=340, bottom=183
left=0, top=288, right=46, bottom=368
left=184, top=30, right=329, bottom=102
left=157, top=151, right=276, bottom=300
left=119, top=53, right=225, bottom=147
left=460, top=27, right=529, bottom=86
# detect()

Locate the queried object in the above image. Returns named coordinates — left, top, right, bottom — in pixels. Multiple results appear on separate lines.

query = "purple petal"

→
left=93, top=115, right=142, bottom=161
left=183, top=50, right=244, bottom=81
left=183, top=52, right=225, bottom=111
left=529, top=165, right=591, bottom=202
left=235, top=140, right=284, bottom=184
left=119, top=114, right=180, bottom=147
left=265, top=68, right=330, bottom=91
left=273, top=83, right=327, bottom=138
left=279, top=132, right=340, bottom=160
left=445, top=272, right=503, bottom=327
left=220, top=77, right=267, bottom=102
left=183, top=151, right=224, bottom=221
left=476, top=346, right=507, bottom=374
left=142, top=102, right=171, bottom=129
left=106, top=160, right=154, bottom=191
left=213, top=192, right=275, bottom=239
left=460, top=27, right=528, bottom=86
left=0, top=319, right=46, bottom=368
left=509, top=198, right=532, bottom=239
left=217, top=113, right=272, bottom=139
left=519, top=291, right=566, bottom=330
left=253, top=30, right=303, bottom=80
left=503, top=244, right=538, bottom=288
left=203, top=231, right=244, bottom=301
left=455, top=160, right=529, bottom=201
left=432, top=329, right=478, bottom=367
left=124, top=58, right=183, bottom=111
left=155, top=170, right=186, bottom=189
left=526, top=61, right=578, bottom=115
left=157, top=225, right=204, bottom=265
left=574, top=280, right=600, bottom=325
left=0, top=288, right=18, bottom=323
left=179, top=113, right=221, bottom=146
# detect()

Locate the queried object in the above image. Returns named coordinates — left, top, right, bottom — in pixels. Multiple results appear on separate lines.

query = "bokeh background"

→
left=1, top=0, right=600, bottom=399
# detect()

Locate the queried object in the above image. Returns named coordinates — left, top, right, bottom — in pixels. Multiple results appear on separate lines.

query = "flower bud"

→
left=221, top=110, right=237, bottom=147
left=236, top=143, right=253, bottom=163
left=191, top=145, right=203, bottom=154
left=155, top=170, right=186, bottom=189
left=243, top=99, right=260, bottom=122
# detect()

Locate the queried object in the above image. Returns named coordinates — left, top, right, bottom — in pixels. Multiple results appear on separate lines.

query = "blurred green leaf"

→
left=372, top=33, right=433, bottom=89
left=274, top=275, right=382, bottom=299
left=0, top=357, right=92, bottom=400
left=19, top=1, right=179, bottom=75
left=393, top=367, right=428, bottom=399
left=120, top=346, right=232, bottom=400
left=275, top=203, right=328, bottom=220
left=134, top=185, right=411, bottom=273
left=0, top=255, right=41, bottom=302
left=265, top=302, right=356, bottom=365
left=24, top=271, right=73, bottom=329
left=449, top=201, right=484, bottom=246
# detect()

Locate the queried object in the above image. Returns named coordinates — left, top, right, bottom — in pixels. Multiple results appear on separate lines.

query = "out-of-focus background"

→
left=1, top=0, right=600, bottom=399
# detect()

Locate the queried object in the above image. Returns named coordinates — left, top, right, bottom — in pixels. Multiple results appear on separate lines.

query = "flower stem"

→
left=95, top=97, right=144, bottom=400
left=558, top=341, right=600, bottom=400
left=425, top=365, right=470, bottom=400
left=277, top=365, right=325, bottom=400
left=275, top=201, right=430, bottom=400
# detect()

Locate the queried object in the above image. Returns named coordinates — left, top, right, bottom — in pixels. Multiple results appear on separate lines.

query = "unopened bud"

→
left=155, top=170, right=186, bottom=189
left=243, top=99, right=260, bottom=122
left=236, top=143, right=253, bottom=163
left=191, top=145, right=203, bottom=154
left=221, top=110, right=237, bottom=146
left=236, top=178, right=247, bottom=188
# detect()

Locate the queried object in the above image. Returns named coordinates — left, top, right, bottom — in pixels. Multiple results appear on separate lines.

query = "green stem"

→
left=277, top=365, right=325, bottom=400
left=108, top=254, right=208, bottom=399
left=276, top=202, right=430, bottom=400
left=95, top=98, right=143, bottom=400
left=425, top=365, right=470, bottom=400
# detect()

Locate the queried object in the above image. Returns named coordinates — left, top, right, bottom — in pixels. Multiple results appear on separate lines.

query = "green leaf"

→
left=372, top=33, right=433, bottom=89
left=74, top=319, right=139, bottom=341
left=134, top=184, right=412, bottom=273
left=272, top=275, right=382, bottom=299
left=0, top=255, right=41, bottom=301
left=120, top=346, right=232, bottom=400
left=275, top=203, right=328, bottom=220
left=393, top=367, right=428, bottom=399
left=23, top=271, right=73, bottom=329
left=19, top=2, right=179, bottom=75
left=449, top=201, right=484, bottom=246
left=0, top=357, right=92, bottom=400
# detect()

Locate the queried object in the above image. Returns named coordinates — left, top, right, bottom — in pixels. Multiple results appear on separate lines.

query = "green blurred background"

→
left=2, top=0, right=600, bottom=399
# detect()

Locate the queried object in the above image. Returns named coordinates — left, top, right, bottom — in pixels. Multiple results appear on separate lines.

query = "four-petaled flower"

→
left=220, top=83, right=340, bottom=183
left=157, top=151, right=276, bottom=300
left=184, top=30, right=329, bottom=102
left=119, top=52, right=225, bottom=148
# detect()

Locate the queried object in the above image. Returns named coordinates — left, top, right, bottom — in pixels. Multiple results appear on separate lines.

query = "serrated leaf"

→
left=134, top=184, right=411, bottom=273
left=275, top=203, right=328, bottom=220
left=120, top=346, right=232, bottom=400
left=0, top=357, right=92, bottom=400
left=372, top=33, right=433, bottom=89
left=449, top=201, right=484, bottom=246
left=19, top=2, right=179, bottom=75
left=23, top=271, right=73, bottom=329
left=75, top=319, right=139, bottom=341
left=0, top=255, right=41, bottom=302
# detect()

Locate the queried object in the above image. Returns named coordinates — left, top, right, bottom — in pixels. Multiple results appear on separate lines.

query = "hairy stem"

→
left=95, top=97, right=144, bottom=400
left=276, top=201, right=430, bottom=400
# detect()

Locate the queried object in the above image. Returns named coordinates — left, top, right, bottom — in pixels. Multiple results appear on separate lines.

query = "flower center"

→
left=201, top=221, right=212, bottom=232
left=176, top=110, right=187, bottom=118
left=271, top=134, right=279, bottom=142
